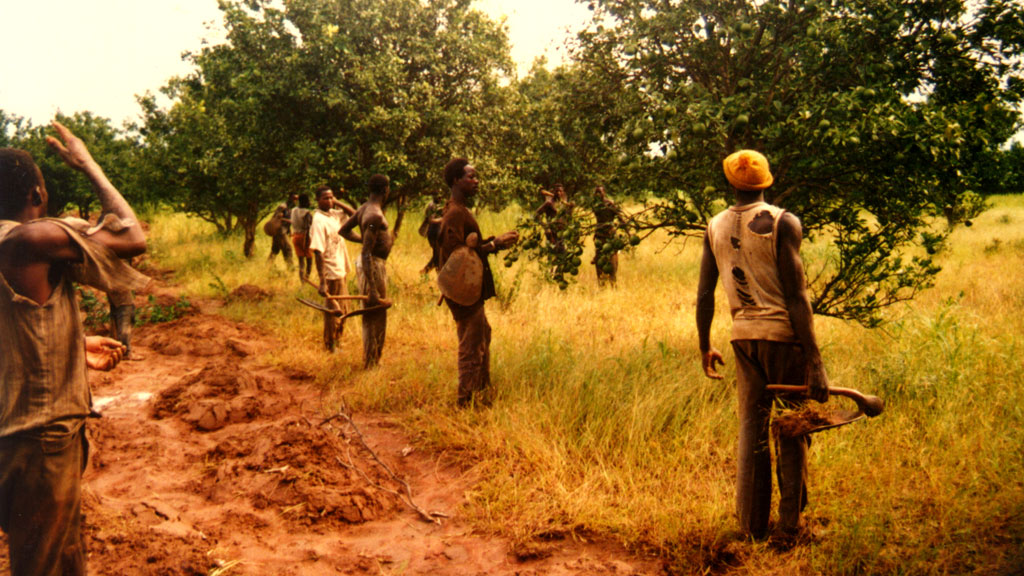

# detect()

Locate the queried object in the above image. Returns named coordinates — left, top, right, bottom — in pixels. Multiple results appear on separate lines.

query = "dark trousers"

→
left=0, top=425, right=87, bottom=576
left=452, top=302, right=492, bottom=407
left=357, top=256, right=388, bottom=368
left=731, top=340, right=810, bottom=538
left=269, top=231, right=293, bottom=265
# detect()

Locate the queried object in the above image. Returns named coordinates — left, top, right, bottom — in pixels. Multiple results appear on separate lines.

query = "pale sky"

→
left=0, top=0, right=592, bottom=128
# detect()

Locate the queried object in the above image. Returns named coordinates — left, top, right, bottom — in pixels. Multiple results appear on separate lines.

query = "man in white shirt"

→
left=308, top=185, right=355, bottom=352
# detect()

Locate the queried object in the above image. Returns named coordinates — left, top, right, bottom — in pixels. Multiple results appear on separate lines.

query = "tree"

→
left=526, top=0, right=1024, bottom=325
left=138, top=1, right=307, bottom=257
left=1, top=110, right=139, bottom=218
left=138, top=0, right=513, bottom=255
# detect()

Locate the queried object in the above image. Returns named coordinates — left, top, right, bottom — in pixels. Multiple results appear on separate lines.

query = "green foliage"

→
left=512, top=0, right=1024, bottom=325
left=505, top=190, right=639, bottom=287
left=76, top=289, right=192, bottom=330
left=137, top=294, right=193, bottom=325
left=136, top=0, right=514, bottom=255
left=485, top=63, right=635, bottom=206
left=0, top=111, right=142, bottom=217
left=77, top=286, right=109, bottom=331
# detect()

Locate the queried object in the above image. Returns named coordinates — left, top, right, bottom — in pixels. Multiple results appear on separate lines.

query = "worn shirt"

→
left=706, top=202, right=797, bottom=343
left=0, top=218, right=150, bottom=437
left=290, top=207, right=312, bottom=235
left=438, top=201, right=495, bottom=314
left=308, top=209, right=351, bottom=280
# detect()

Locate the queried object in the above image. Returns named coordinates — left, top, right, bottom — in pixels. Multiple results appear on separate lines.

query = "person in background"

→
left=591, top=185, right=624, bottom=286
left=340, top=174, right=394, bottom=368
left=290, top=194, right=313, bottom=281
left=308, top=185, right=355, bottom=352
left=265, top=203, right=293, bottom=267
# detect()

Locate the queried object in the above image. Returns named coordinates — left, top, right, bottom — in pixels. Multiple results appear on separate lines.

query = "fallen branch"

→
left=325, top=403, right=447, bottom=524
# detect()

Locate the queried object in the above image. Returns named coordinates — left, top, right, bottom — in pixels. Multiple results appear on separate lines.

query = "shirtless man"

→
left=534, top=184, right=570, bottom=254
left=340, top=174, right=394, bottom=368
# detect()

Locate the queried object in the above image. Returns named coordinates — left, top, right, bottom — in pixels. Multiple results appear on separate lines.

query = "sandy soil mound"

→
left=151, top=363, right=267, bottom=430
left=200, top=417, right=400, bottom=526
left=230, top=284, right=272, bottom=302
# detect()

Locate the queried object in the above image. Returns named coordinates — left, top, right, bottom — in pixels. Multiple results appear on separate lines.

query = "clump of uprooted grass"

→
left=145, top=196, right=1024, bottom=575
left=772, top=404, right=853, bottom=438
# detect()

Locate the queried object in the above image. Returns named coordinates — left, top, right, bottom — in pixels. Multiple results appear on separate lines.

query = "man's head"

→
left=553, top=183, right=567, bottom=202
left=443, top=157, right=476, bottom=196
left=0, top=148, right=47, bottom=221
left=298, top=194, right=310, bottom=209
left=315, top=185, right=335, bottom=211
left=368, top=174, right=389, bottom=202
left=722, top=150, right=773, bottom=193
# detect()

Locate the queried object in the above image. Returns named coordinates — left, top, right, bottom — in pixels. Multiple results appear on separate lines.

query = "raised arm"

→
left=0, top=222, right=88, bottom=304
left=332, top=198, right=357, bottom=217
left=46, top=121, right=146, bottom=258
left=696, top=231, right=724, bottom=379
left=777, top=212, right=829, bottom=403
left=339, top=206, right=363, bottom=243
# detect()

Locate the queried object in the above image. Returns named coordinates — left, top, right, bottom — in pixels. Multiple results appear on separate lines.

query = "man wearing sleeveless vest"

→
left=0, top=122, right=148, bottom=575
left=696, top=150, right=830, bottom=542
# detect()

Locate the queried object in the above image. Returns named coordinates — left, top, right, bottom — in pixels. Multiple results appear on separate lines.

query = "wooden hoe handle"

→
left=766, top=384, right=885, bottom=417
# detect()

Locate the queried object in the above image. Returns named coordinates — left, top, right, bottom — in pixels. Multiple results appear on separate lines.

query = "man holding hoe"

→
left=0, top=121, right=148, bottom=575
left=696, top=149, right=830, bottom=542
left=340, top=174, right=394, bottom=368
left=309, top=185, right=355, bottom=352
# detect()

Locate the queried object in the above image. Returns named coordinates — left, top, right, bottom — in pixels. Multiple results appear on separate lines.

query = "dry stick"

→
left=302, top=277, right=368, bottom=300
left=322, top=407, right=446, bottom=524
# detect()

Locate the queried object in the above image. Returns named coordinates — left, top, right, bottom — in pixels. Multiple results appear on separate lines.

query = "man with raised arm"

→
left=340, top=174, right=394, bottom=368
left=696, top=149, right=829, bottom=543
left=0, top=121, right=148, bottom=575
left=308, top=185, right=355, bottom=352
left=437, top=158, right=518, bottom=407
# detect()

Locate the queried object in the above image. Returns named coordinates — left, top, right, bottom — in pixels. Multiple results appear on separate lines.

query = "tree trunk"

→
left=243, top=219, right=257, bottom=258
left=391, top=194, right=408, bottom=240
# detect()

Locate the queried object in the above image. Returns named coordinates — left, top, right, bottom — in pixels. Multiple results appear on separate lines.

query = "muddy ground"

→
left=0, top=288, right=664, bottom=575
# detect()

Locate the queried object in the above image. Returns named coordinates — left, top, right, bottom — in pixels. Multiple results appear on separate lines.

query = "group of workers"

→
left=0, top=116, right=830, bottom=575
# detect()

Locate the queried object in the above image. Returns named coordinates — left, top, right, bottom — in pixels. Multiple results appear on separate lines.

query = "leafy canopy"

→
left=509, top=0, right=1024, bottom=325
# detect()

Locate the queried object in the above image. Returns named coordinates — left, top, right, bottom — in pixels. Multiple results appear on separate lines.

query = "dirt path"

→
left=2, top=296, right=663, bottom=575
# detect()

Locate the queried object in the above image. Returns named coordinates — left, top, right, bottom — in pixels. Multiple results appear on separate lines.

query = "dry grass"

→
left=146, top=195, right=1024, bottom=575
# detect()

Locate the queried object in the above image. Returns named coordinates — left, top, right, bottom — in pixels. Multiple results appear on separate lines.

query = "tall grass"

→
left=146, top=197, right=1024, bottom=574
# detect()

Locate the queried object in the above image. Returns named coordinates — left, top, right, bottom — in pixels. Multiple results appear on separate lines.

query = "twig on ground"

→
left=327, top=400, right=447, bottom=524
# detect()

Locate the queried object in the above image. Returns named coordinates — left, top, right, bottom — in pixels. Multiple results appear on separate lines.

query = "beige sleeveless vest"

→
left=707, top=202, right=797, bottom=343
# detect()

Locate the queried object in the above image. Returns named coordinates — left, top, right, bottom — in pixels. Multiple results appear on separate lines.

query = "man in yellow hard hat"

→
left=696, top=149, right=830, bottom=543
